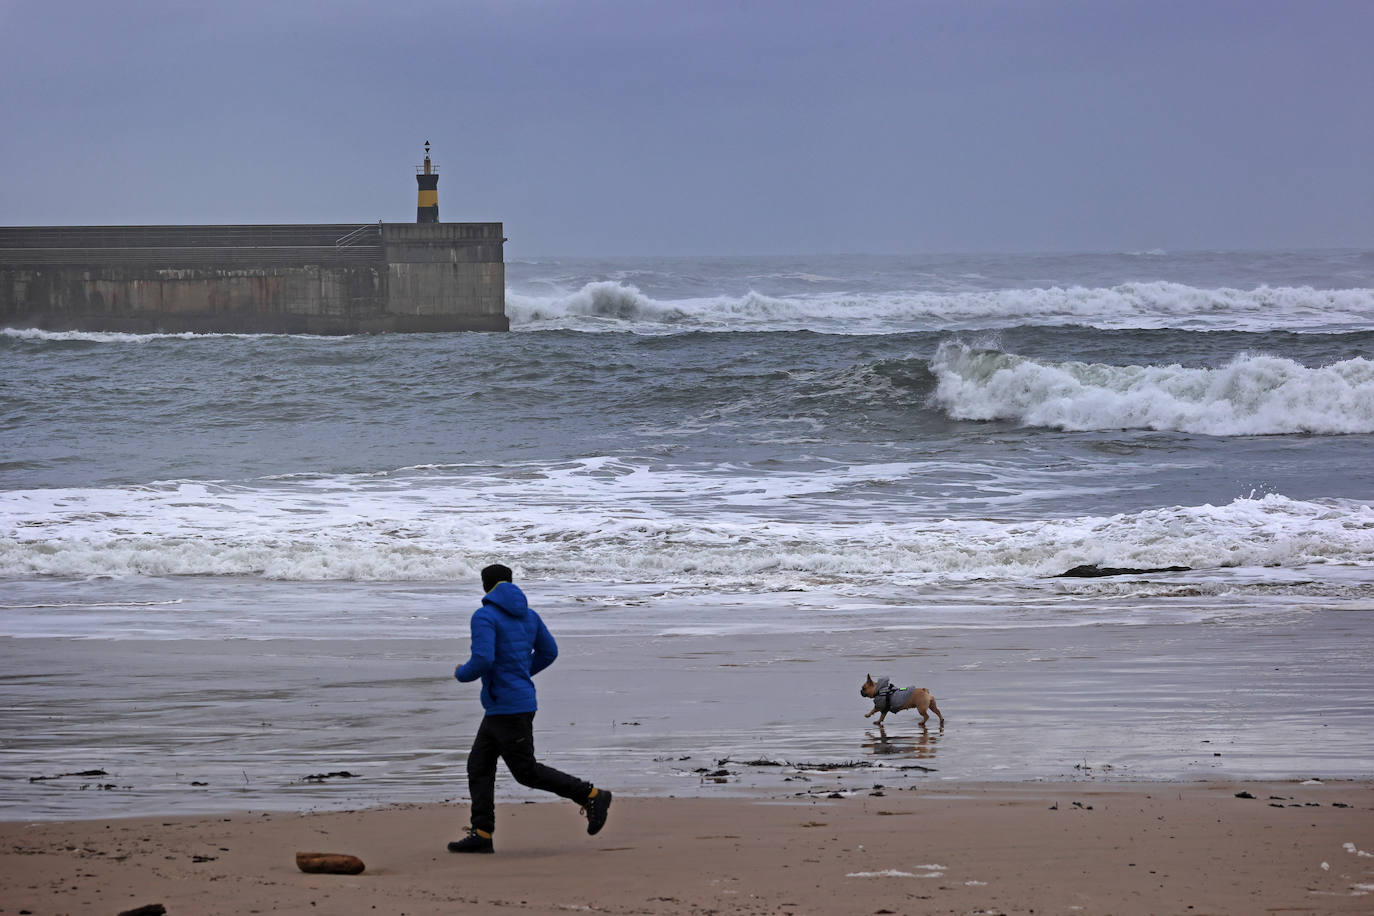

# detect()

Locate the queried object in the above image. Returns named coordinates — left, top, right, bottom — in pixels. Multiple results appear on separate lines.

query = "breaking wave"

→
left=2, top=471, right=1371, bottom=586
left=505, top=280, right=1374, bottom=334
left=0, top=327, right=338, bottom=345
left=930, top=343, right=1374, bottom=435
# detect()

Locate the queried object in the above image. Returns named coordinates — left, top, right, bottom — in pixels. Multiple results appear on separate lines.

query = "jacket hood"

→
left=482, top=581, right=530, bottom=618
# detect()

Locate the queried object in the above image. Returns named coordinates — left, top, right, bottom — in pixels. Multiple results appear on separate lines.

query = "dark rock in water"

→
left=1056, top=564, right=1191, bottom=578
left=304, top=770, right=359, bottom=781
left=117, top=905, right=167, bottom=916
left=28, top=768, right=109, bottom=782
left=1235, top=791, right=1256, bottom=799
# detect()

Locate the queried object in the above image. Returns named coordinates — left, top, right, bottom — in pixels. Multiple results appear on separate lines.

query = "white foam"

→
left=503, top=280, right=1374, bottom=334
left=0, top=600, right=183, bottom=610
left=930, top=343, right=1374, bottom=435
left=2, top=462, right=1371, bottom=587
left=847, top=866, right=944, bottom=878
left=1, top=327, right=345, bottom=343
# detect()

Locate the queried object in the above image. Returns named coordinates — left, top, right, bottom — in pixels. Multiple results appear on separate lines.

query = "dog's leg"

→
left=928, top=698, right=944, bottom=726
left=875, top=710, right=887, bottom=725
left=913, top=694, right=931, bottom=725
left=864, top=708, right=877, bottom=719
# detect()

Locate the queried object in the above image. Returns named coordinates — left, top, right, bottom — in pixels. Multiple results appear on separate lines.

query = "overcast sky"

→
left=2, top=0, right=1371, bottom=256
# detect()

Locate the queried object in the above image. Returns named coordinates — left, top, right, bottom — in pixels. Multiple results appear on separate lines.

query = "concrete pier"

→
left=0, top=222, right=507, bottom=334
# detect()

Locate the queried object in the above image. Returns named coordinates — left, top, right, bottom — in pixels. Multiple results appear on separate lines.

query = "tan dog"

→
left=861, top=674, right=944, bottom=726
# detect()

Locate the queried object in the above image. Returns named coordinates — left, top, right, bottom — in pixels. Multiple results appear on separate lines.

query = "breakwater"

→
left=0, top=222, right=507, bottom=333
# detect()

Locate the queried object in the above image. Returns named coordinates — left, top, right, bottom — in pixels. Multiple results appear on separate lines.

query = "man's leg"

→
left=493, top=711, right=593, bottom=803
left=466, top=715, right=502, bottom=834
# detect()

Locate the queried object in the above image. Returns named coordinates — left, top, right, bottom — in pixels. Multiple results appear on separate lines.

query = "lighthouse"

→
left=416, top=140, right=439, bottom=223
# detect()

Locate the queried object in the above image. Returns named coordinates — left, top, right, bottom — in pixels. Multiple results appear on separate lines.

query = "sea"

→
left=3, top=248, right=1373, bottom=819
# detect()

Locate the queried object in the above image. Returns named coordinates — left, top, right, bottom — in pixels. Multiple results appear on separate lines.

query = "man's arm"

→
left=528, top=615, right=558, bottom=677
left=455, top=612, right=495, bottom=682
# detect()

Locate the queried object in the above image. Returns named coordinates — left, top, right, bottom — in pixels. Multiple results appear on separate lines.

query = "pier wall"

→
left=0, top=223, right=507, bottom=334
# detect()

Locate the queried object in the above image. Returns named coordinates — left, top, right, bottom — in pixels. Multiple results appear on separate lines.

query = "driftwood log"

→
left=117, top=906, right=167, bottom=916
left=295, top=851, right=366, bottom=875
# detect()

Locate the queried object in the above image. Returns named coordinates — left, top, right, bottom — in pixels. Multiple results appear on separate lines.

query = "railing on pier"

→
left=335, top=224, right=382, bottom=248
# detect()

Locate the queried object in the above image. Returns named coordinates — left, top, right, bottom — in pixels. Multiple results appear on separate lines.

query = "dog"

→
left=860, top=673, right=944, bottom=726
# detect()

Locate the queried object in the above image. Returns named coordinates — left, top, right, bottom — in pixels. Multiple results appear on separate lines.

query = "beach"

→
left=4, top=782, right=1373, bottom=915
left=4, top=585, right=1373, bottom=913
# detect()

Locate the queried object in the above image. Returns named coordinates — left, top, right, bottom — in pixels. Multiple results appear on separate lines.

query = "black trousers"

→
left=467, top=710, right=591, bottom=834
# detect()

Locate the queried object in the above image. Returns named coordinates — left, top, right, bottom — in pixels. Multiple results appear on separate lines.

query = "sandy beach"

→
left=3, top=781, right=1372, bottom=915
left=5, top=582, right=1374, bottom=913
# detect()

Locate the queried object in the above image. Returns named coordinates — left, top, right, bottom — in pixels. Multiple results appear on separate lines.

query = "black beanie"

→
left=481, top=563, right=513, bottom=592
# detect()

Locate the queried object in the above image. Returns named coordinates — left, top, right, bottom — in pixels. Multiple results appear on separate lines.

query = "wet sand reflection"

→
left=864, top=722, right=942, bottom=761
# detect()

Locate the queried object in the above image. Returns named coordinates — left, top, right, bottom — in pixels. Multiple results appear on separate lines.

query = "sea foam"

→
left=504, top=280, right=1373, bottom=334
left=3, top=467, right=1371, bottom=586
left=0, top=327, right=337, bottom=344
left=930, top=343, right=1374, bottom=435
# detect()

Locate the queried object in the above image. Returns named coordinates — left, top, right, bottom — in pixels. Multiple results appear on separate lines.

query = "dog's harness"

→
left=872, top=677, right=917, bottom=714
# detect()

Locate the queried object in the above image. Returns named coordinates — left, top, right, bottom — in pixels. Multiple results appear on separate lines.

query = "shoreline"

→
left=6, top=595, right=1373, bottom=821
left=4, top=780, right=1372, bottom=915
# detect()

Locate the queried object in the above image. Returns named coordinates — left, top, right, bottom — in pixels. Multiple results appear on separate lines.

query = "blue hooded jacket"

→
left=454, top=581, right=557, bottom=715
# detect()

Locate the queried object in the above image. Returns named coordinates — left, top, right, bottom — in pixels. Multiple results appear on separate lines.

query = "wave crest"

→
left=507, top=281, right=689, bottom=326
left=503, top=280, right=1372, bottom=333
left=930, top=342, right=1374, bottom=435
left=3, top=476, right=1371, bottom=585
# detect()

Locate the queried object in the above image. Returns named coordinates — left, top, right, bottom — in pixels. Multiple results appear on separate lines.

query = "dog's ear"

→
left=864, top=673, right=873, bottom=684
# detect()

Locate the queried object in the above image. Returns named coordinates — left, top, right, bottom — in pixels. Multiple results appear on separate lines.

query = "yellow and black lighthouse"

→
left=416, top=140, right=439, bottom=223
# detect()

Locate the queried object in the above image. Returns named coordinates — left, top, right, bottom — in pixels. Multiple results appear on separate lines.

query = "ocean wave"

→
left=2, top=473, right=1370, bottom=585
left=929, top=343, right=1374, bottom=435
left=0, top=327, right=336, bottom=345
left=505, top=280, right=1374, bottom=334
left=505, top=281, right=782, bottom=331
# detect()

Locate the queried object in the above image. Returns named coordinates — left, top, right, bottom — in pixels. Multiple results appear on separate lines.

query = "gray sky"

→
left=2, top=0, right=1371, bottom=256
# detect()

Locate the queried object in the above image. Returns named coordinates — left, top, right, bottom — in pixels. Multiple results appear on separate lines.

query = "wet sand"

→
left=5, top=594, right=1373, bottom=819
left=3, top=782, right=1372, bottom=915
